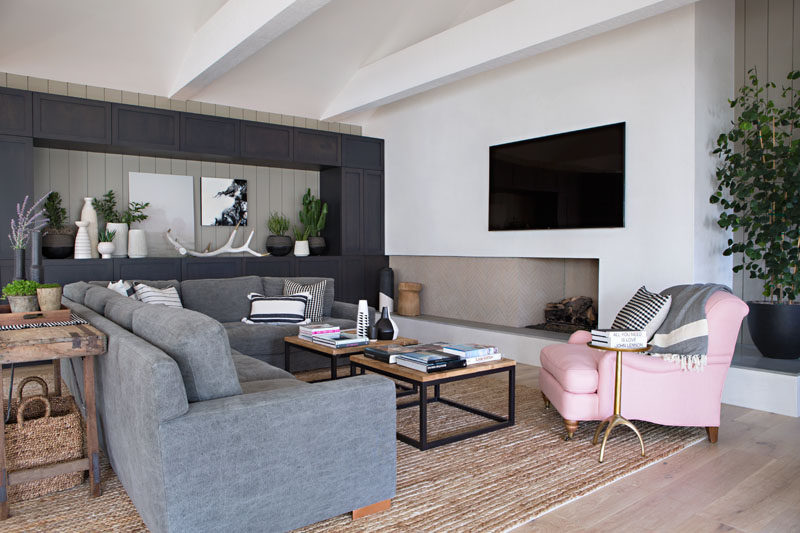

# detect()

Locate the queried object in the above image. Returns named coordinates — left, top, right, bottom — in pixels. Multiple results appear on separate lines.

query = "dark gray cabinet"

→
left=321, top=167, right=384, bottom=256
left=342, top=134, right=383, bottom=170
left=42, top=259, right=114, bottom=285
left=294, top=128, right=340, bottom=166
left=0, top=135, right=33, bottom=259
left=241, top=121, right=292, bottom=163
left=0, top=88, right=32, bottom=137
left=180, top=112, right=239, bottom=157
left=113, top=104, right=179, bottom=151
left=33, top=93, right=111, bottom=144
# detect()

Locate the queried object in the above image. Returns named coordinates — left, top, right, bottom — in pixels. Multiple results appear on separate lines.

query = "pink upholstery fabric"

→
left=539, top=290, right=749, bottom=430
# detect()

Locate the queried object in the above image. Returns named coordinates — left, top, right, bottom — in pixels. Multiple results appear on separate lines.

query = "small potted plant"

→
left=2, top=280, right=41, bottom=313
left=94, top=191, right=149, bottom=258
left=97, top=228, right=117, bottom=259
left=8, top=193, right=49, bottom=280
left=266, top=212, right=292, bottom=256
left=299, top=188, right=328, bottom=255
left=36, top=283, right=62, bottom=312
left=41, top=192, right=75, bottom=259
left=293, top=225, right=310, bottom=257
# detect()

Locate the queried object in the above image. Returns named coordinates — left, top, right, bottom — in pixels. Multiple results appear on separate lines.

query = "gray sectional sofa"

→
left=60, top=276, right=396, bottom=533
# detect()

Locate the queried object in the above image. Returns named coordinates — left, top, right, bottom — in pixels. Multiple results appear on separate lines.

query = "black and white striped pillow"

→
left=133, top=283, right=183, bottom=308
left=108, top=280, right=136, bottom=298
left=242, top=292, right=309, bottom=324
left=611, top=286, right=671, bottom=340
left=283, top=279, right=327, bottom=322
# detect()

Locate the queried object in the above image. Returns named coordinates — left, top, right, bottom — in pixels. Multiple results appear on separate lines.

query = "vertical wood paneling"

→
left=139, top=156, right=155, bottom=174
left=104, top=154, right=123, bottom=205
left=155, top=158, right=171, bottom=175
left=736, top=0, right=747, bottom=89
left=187, top=160, right=202, bottom=250
left=794, top=0, right=800, bottom=72
left=86, top=152, right=106, bottom=201
left=768, top=0, right=794, bottom=101
left=269, top=168, right=282, bottom=219
left=282, top=170, right=296, bottom=233
left=200, top=161, right=216, bottom=250
left=121, top=155, right=139, bottom=208
left=230, top=163, right=244, bottom=249
left=244, top=165, right=260, bottom=251
left=49, top=150, right=70, bottom=220
left=68, top=151, right=88, bottom=217
left=32, top=148, right=50, bottom=200
left=744, top=0, right=770, bottom=78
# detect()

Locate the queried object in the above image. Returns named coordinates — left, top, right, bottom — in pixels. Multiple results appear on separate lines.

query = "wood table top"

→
left=0, top=323, right=107, bottom=363
left=349, top=354, right=516, bottom=383
left=284, top=332, right=418, bottom=355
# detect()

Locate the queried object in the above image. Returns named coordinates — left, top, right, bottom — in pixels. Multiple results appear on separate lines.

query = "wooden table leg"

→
left=52, top=360, right=62, bottom=397
left=0, top=372, right=8, bottom=519
left=83, top=354, right=101, bottom=497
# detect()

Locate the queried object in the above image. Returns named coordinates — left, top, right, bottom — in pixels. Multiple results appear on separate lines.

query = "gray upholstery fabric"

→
left=158, top=375, right=396, bottom=533
left=230, top=350, right=294, bottom=382
left=63, top=281, right=93, bottom=304
left=132, top=305, right=242, bottom=402
left=180, top=276, right=263, bottom=323
left=84, top=286, right=124, bottom=315
left=261, top=277, right=335, bottom=317
left=90, top=279, right=182, bottom=298
left=240, top=378, right=311, bottom=394
left=104, top=297, right=148, bottom=331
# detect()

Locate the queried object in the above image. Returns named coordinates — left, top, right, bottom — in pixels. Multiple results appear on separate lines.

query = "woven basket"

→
left=3, top=376, right=85, bottom=502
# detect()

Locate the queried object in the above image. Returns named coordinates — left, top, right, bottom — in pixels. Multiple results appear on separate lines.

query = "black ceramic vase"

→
left=375, top=307, right=395, bottom=340
left=266, top=235, right=292, bottom=256
left=308, top=236, right=326, bottom=255
left=747, top=302, right=800, bottom=359
left=13, top=248, right=25, bottom=281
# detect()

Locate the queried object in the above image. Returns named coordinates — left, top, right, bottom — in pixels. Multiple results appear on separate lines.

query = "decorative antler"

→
left=165, top=223, right=267, bottom=257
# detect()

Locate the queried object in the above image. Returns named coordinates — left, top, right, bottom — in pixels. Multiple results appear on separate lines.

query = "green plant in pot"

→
left=711, top=68, right=800, bottom=359
left=2, top=280, right=41, bottom=313
left=97, top=228, right=117, bottom=259
left=292, top=225, right=310, bottom=257
left=41, top=192, right=75, bottom=259
left=93, top=190, right=149, bottom=258
left=266, top=212, right=292, bottom=256
left=299, top=188, right=328, bottom=255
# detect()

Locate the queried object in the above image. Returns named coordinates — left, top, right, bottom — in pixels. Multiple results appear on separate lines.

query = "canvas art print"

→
left=201, top=177, right=247, bottom=226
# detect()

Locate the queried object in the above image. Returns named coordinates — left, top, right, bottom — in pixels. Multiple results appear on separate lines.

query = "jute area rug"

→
left=0, top=367, right=704, bottom=532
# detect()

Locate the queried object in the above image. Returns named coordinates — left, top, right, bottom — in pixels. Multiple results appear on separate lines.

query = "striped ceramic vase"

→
left=74, top=220, right=92, bottom=259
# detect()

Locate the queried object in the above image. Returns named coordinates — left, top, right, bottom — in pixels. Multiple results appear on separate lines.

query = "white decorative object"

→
left=81, top=197, right=99, bottom=259
left=294, top=240, right=309, bottom=257
left=128, top=229, right=148, bottom=258
left=74, top=221, right=92, bottom=259
left=97, top=241, right=115, bottom=259
left=388, top=308, right=399, bottom=340
left=107, top=222, right=128, bottom=258
left=165, top=223, right=266, bottom=257
left=356, top=300, right=370, bottom=338
left=129, top=172, right=194, bottom=257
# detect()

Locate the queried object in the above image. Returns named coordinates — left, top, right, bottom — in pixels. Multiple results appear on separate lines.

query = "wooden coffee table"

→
left=283, top=333, right=418, bottom=380
left=349, top=354, right=516, bottom=450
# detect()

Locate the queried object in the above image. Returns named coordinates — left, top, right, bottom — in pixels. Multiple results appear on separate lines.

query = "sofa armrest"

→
left=330, top=300, right=376, bottom=321
left=568, top=330, right=592, bottom=344
left=156, top=374, right=396, bottom=532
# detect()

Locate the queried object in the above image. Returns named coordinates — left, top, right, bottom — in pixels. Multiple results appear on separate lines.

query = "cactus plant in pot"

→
left=265, top=212, right=292, bottom=256
left=41, top=192, right=75, bottom=259
left=2, top=280, right=41, bottom=313
left=299, top=188, right=328, bottom=255
left=711, top=68, right=800, bottom=359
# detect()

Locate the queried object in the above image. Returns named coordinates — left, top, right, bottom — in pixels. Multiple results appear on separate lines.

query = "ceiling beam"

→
left=170, top=0, right=330, bottom=100
left=322, top=0, right=696, bottom=121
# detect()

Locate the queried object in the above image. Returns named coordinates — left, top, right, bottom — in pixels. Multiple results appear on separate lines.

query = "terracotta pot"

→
left=36, top=286, right=63, bottom=312
left=7, top=295, right=39, bottom=313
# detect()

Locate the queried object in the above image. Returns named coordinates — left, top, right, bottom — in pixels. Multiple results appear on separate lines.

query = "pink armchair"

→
left=539, top=290, right=749, bottom=442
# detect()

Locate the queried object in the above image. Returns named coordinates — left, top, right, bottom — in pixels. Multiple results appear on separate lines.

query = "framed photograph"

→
left=201, top=177, right=248, bottom=226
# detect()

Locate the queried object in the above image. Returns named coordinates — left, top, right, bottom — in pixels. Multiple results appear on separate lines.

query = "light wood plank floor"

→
left=507, top=364, right=800, bottom=533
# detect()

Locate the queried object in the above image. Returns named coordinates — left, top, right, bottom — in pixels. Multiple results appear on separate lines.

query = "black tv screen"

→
left=489, top=122, right=625, bottom=230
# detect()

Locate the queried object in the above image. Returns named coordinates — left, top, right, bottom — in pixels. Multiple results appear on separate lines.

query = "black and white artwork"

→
left=201, top=177, right=248, bottom=226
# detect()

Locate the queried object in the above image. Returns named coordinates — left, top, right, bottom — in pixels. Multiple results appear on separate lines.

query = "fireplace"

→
left=528, top=296, right=598, bottom=334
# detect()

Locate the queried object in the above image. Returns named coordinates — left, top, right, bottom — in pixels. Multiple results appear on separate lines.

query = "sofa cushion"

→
left=90, top=279, right=182, bottom=298
left=105, top=296, right=148, bottom=330
left=243, top=293, right=309, bottom=324
left=134, top=283, right=183, bottom=308
left=262, top=277, right=334, bottom=317
left=240, top=378, right=312, bottom=394
left=63, top=281, right=93, bottom=305
left=180, top=276, right=263, bottom=323
left=539, top=343, right=603, bottom=394
left=84, top=286, right=123, bottom=315
left=230, top=350, right=294, bottom=382
left=132, top=305, right=242, bottom=402
left=284, top=279, right=326, bottom=322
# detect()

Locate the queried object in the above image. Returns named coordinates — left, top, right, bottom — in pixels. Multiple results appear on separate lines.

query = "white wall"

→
left=364, top=3, right=733, bottom=325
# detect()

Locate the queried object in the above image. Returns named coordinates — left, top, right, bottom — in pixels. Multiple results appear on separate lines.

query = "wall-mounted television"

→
left=489, top=122, right=625, bottom=231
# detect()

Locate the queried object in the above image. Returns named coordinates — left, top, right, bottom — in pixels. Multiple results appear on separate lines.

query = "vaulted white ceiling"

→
left=0, top=0, right=696, bottom=124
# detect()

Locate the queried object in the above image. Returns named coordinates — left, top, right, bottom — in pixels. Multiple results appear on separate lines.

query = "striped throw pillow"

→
left=283, top=279, right=327, bottom=322
left=611, top=286, right=671, bottom=340
left=107, top=280, right=136, bottom=298
left=133, top=283, right=183, bottom=308
left=242, top=292, right=309, bottom=324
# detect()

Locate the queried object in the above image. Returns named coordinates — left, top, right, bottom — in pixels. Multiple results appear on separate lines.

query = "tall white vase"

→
left=356, top=300, right=370, bottom=338
left=127, top=229, right=148, bottom=258
left=74, top=221, right=92, bottom=259
left=107, top=222, right=128, bottom=258
left=81, top=197, right=99, bottom=259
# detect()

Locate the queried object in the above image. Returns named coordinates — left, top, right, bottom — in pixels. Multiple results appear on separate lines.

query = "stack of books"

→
left=298, top=323, right=340, bottom=341
left=311, top=332, right=369, bottom=348
left=590, top=329, right=647, bottom=349
left=364, top=342, right=448, bottom=364
left=395, top=351, right=467, bottom=373
left=441, top=343, right=502, bottom=365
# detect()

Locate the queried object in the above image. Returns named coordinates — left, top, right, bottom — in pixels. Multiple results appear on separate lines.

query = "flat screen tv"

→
left=489, top=122, right=625, bottom=230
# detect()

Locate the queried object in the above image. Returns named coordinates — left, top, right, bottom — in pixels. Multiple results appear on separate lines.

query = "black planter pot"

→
left=266, top=235, right=292, bottom=256
left=308, top=236, right=326, bottom=256
left=13, top=248, right=25, bottom=280
left=747, top=301, right=800, bottom=359
left=42, top=232, right=75, bottom=259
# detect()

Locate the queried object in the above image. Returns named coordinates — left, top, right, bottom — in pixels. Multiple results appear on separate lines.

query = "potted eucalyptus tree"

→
left=711, top=68, right=800, bottom=359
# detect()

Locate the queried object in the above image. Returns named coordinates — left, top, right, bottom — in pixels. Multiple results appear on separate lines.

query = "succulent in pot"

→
left=2, top=280, right=41, bottom=313
left=299, top=188, right=328, bottom=255
left=293, top=225, right=310, bottom=257
left=41, top=192, right=75, bottom=259
left=97, top=228, right=117, bottom=259
left=265, top=212, right=292, bottom=256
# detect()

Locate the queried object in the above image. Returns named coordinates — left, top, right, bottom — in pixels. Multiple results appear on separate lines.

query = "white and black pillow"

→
left=611, top=286, right=672, bottom=340
left=134, top=283, right=183, bottom=308
left=107, top=280, right=136, bottom=298
left=284, top=279, right=326, bottom=322
left=242, top=292, right=309, bottom=324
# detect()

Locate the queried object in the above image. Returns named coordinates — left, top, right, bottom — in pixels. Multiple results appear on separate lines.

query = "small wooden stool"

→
left=396, top=282, right=422, bottom=316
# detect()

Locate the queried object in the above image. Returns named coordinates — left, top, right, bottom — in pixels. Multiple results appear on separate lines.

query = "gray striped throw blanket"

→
left=647, top=283, right=732, bottom=371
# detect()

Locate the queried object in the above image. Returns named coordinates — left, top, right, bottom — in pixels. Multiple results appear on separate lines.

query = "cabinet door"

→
left=362, top=170, right=384, bottom=255
left=294, top=128, right=340, bottom=166
left=42, top=259, right=114, bottom=285
left=33, top=93, right=111, bottom=144
left=339, top=256, right=365, bottom=304
left=180, top=112, right=239, bottom=157
left=0, top=136, right=33, bottom=259
left=342, top=135, right=383, bottom=170
left=243, top=256, right=294, bottom=277
left=0, top=88, right=32, bottom=136
left=341, top=168, right=363, bottom=255
left=241, top=121, right=292, bottom=163
left=113, top=104, right=179, bottom=151
left=115, top=258, right=182, bottom=281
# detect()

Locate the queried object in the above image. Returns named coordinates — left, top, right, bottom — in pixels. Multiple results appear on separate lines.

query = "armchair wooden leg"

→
left=353, top=499, right=391, bottom=519
left=541, top=392, right=551, bottom=409
left=564, top=419, right=578, bottom=441
left=705, top=426, right=719, bottom=443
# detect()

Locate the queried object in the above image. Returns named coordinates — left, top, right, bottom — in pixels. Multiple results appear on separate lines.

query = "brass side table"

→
left=587, top=343, right=651, bottom=463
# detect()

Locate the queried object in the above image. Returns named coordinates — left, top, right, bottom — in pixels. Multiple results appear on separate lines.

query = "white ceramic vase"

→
left=74, top=220, right=92, bottom=259
left=97, top=241, right=115, bottom=259
left=356, top=300, right=370, bottom=338
left=107, top=222, right=129, bottom=258
left=388, top=308, right=399, bottom=340
left=294, top=240, right=309, bottom=257
left=127, top=229, right=148, bottom=258
left=81, top=197, right=99, bottom=259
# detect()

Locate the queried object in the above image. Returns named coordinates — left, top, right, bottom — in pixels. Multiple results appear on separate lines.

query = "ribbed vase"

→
left=81, top=197, right=99, bottom=259
left=74, top=221, right=92, bottom=259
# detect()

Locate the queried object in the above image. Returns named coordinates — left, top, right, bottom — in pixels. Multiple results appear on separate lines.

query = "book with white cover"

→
left=591, top=329, right=647, bottom=349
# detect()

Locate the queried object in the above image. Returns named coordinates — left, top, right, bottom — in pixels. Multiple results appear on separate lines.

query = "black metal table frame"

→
left=350, top=361, right=515, bottom=450
left=284, top=342, right=352, bottom=381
